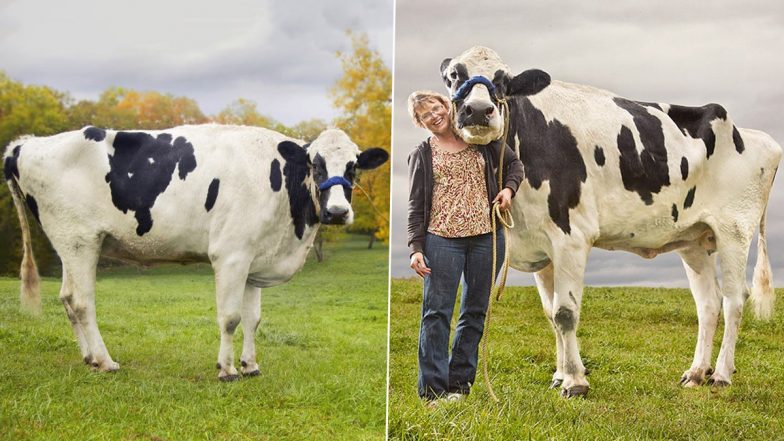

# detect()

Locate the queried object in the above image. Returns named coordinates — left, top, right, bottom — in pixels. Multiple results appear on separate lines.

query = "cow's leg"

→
left=710, top=236, right=752, bottom=387
left=239, top=283, right=261, bottom=376
left=677, top=246, right=721, bottom=387
left=550, top=240, right=590, bottom=398
left=59, top=270, right=91, bottom=363
left=534, top=264, right=566, bottom=388
left=59, top=241, right=118, bottom=372
left=213, top=255, right=251, bottom=381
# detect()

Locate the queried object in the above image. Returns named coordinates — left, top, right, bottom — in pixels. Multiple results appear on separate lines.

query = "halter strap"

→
left=318, top=176, right=352, bottom=191
left=452, top=75, right=496, bottom=101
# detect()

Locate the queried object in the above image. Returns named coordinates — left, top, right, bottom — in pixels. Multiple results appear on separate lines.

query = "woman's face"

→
left=416, top=100, right=450, bottom=134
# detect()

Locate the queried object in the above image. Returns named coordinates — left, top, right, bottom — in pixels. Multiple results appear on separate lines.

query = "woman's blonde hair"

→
left=407, top=90, right=452, bottom=128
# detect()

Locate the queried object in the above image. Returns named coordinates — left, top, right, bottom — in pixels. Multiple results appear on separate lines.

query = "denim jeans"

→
left=417, top=231, right=505, bottom=400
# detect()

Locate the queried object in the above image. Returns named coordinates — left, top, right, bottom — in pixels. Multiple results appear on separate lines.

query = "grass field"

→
left=388, top=278, right=784, bottom=440
left=0, top=235, right=388, bottom=440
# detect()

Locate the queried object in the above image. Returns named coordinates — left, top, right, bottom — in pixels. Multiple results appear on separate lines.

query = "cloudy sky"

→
left=390, top=0, right=784, bottom=286
left=0, top=0, right=393, bottom=125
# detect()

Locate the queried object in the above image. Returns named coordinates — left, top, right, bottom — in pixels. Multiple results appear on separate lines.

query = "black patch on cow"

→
left=732, top=126, right=745, bottom=154
left=343, top=160, right=356, bottom=201
left=680, top=157, right=689, bottom=180
left=507, top=69, right=551, bottom=97
left=25, top=194, right=40, bottom=223
left=4, top=145, right=21, bottom=181
left=452, top=62, right=469, bottom=92
left=635, top=101, right=662, bottom=111
left=568, top=291, right=577, bottom=306
left=613, top=98, right=671, bottom=205
left=83, top=126, right=106, bottom=142
left=594, top=146, right=605, bottom=166
left=270, top=159, right=282, bottom=192
left=507, top=97, right=586, bottom=234
left=277, top=141, right=318, bottom=239
left=684, top=186, right=696, bottom=209
left=667, top=104, right=727, bottom=158
left=630, top=232, right=635, bottom=238
left=672, top=204, right=679, bottom=223
left=554, top=306, right=575, bottom=332
left=105, top=132, right=198, bottom=236
left=205, top=178, right=220, bottom=212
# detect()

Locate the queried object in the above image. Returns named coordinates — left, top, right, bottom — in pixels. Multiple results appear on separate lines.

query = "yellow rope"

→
left=480, top=99, right=513, bottom=403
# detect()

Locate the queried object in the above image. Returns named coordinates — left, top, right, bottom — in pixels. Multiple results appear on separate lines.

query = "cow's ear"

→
left=277, top=141, right=310, bottom=165
left=508, top=69, right=551, bottom=96
left=357, top=148, right=389, bottom=170
left=440, top=58, right=452, bottom=76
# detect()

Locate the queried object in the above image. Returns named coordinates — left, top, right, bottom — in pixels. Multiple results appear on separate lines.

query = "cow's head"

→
left=278, top=129, right=388, bottom=225
left=440, top=46, right=551, bottom=144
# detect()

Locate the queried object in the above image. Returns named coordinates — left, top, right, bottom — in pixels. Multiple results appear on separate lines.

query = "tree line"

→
left=0, top=32, right=391, bottom=276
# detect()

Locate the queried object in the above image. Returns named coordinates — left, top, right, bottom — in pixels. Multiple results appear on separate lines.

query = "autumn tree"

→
left=0, top=72, right=70, bottom=275
left=330, top=32, right=391, bottom=246
left=212, top=98, right=292, bottom=135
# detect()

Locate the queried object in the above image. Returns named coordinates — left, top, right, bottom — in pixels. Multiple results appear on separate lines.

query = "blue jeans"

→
left=417, top=231, right=505, bottom=400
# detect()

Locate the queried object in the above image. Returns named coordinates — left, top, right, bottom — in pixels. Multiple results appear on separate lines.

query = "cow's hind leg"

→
left=212, top=255, right=251, bottom=381
left=710, top=231, right=753, bottom=387
left=58, top=239, right=118, bottom=372
left=534, top=264, right=567, bottom=388
left=59, top=270, right=91, bottom=363
left=551, top=240, right=591, bottom=398
left=677, top=246, right=721, bottom=387
left=239, top=283, right=261, bottom=376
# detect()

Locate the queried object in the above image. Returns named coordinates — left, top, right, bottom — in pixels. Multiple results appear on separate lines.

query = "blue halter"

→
left=452, top=75, right=496, bottom=101
left=319, top=175, right=352, bottom=192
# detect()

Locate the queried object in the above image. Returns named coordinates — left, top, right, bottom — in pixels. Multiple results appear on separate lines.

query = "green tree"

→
left=330, top=32, right=392, bottom=245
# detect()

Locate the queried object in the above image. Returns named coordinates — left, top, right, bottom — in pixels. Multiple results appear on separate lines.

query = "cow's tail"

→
left=750, top=209, right=774, bottom=320
left=6, top=177, right=41, bottom=315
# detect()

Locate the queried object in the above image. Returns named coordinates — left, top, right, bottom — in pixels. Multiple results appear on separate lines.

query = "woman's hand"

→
left=410, top=252, right=431, bottom=277
left=493, top=188, right=514, bottom=211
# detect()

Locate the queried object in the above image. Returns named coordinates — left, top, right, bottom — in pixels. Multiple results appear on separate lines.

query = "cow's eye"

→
left=450, top=71, right=457, bottom=79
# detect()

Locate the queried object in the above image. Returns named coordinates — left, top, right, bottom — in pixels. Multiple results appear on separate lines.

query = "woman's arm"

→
left=407, top=149, right=426, bottom=257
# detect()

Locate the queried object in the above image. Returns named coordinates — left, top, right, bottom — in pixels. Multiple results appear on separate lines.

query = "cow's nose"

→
left=329, top=206, right=348, bottom=216
left=460, top=103, right=495, bottom=126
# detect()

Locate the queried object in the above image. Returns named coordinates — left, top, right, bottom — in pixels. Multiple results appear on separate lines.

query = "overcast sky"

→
left=0, top=0, right=393, bottom=125
left=390, top=0, right=784, bottom=287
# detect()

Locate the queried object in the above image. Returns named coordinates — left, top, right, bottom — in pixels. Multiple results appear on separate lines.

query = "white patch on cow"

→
left=127, top=172, right=133, bottom=178
left=307, top=128, right=360, bottom=224
left=148, top=157, right=155, bottom=164
left=445, top=46, right=511, bottom=144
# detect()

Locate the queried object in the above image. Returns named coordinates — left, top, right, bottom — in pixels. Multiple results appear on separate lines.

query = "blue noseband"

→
left=452, top=76, right=496, bottom=101
left=319, top=176, right=352, bottom=192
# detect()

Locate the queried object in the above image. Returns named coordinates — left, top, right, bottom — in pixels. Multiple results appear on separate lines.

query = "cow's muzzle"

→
left=457, top=102, right=496, bottom=128
left=319, top=176, right=353, bottom=225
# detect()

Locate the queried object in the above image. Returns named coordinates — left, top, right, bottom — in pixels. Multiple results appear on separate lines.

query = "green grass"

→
left=0, top=235, right=388, bottom=440
left=389, top=279, right=784, bottom=440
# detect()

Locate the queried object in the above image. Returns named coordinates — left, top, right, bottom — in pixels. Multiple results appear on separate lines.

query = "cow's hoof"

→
left=83, top=356, right=92, bottom=365
left=561, top=385, right=589, bottom=398
left=100, top=361, right=120, bottom=372
left=549, top=378, right=563, bottom=389
left=707, top=376, right=731, bottom=388
left=243, top=369, right=261, bottom=377
left=219, top=374, right=240, bottom=382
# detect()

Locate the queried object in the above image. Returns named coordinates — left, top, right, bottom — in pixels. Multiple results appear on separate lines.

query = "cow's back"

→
left=508, top=80, right=781, bottom=256
left=6, top=124, right=309, bottom=267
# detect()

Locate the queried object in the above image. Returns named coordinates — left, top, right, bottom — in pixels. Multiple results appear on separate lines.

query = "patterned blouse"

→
left=428, top=143, right=492, bottom=237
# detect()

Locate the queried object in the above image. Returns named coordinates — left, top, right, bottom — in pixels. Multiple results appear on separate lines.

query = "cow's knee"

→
left=220, top=313, right=241, bottom=335
left=554, top=306, right=576, bottom=333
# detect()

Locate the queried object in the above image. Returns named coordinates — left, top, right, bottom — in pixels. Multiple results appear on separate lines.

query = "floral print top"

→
left=428, top=143, right=491, bottom=237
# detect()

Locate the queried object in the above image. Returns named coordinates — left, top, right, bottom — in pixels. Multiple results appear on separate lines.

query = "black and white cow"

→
left=440, top=46, right=781, bottom=397
left=4, top=124, right=388, bottom=380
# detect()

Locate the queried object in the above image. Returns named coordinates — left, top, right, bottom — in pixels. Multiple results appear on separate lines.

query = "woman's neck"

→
left=431, top=131, right=468, bottom=153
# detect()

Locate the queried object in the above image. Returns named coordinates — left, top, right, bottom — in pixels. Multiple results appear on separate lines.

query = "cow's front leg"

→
left=551, top=241, right=590, bottom=398
left=213, top=255, right=251, bottom=382
left=534, top=264, right=566, bottom=388
left=240, top=283, right=261, bottom=376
